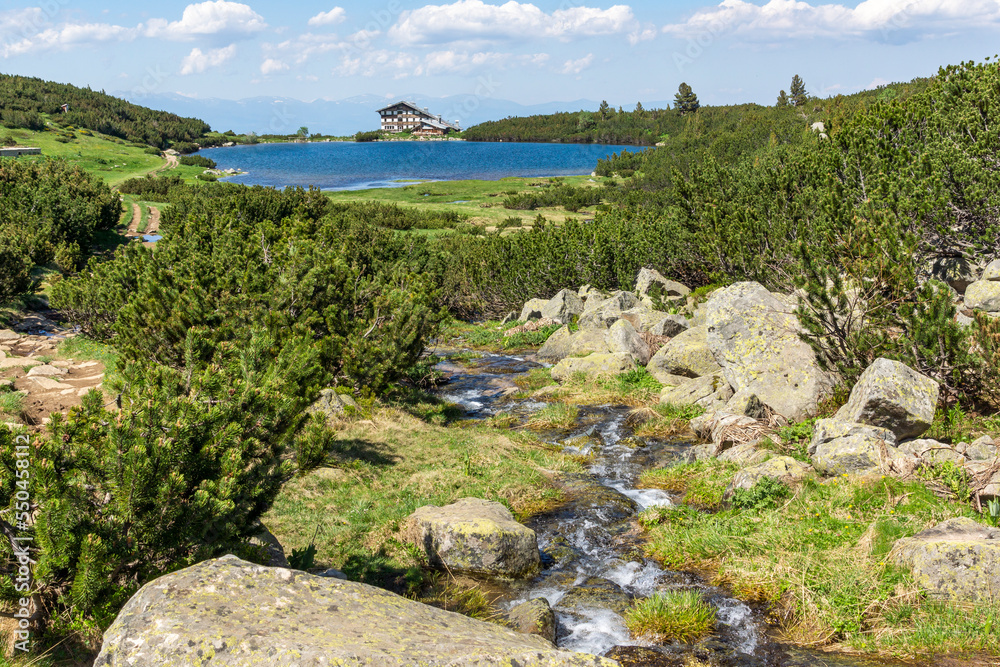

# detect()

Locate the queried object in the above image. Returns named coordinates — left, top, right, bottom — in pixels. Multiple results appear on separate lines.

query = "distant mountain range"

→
left=116, top=92, right=672, bottom=136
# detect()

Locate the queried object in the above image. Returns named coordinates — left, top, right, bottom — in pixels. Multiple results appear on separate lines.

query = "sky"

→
left=1, top=0, right=999, bottom=115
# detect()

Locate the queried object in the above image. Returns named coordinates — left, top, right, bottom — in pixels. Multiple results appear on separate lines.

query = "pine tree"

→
left=635, top=101, right=645, bottom=117
left=790, top=75, right=807, bottom=107
left=598, top=100, right=610, bottom=121
left=776, top=90, right=789, bottom=107
left=673, top=83, right=700, bottom=115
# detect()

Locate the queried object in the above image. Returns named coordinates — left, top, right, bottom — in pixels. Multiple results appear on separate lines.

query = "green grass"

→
left=1, top=124, right=163, bottom=186
left=631, top=401, right=704, bottom=438
left=638, top=459, right=996, bottom=656
left=325, top=175, right=607, bottom=231
left=58, top=337, right=119, bottom=384
left=624, top=590, right=716, bottom=643
left=0, top=389, right=26, bottom=420
left=523, top=403, right=580, bottom=430
left=263, top=405, right=584, bottom=593
left=442, top=319, right=562, bottom=351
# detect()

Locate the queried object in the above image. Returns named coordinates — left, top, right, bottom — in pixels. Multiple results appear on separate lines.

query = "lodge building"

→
left=376, top=101, right=461, bottom=136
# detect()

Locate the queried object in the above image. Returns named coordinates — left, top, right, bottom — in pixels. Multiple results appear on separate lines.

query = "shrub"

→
left=179, top=154, right=216, bottom=169
left=624, top=591, right=716, bottom=643
left=117, top=173, right=185, bottom=198
left=729, top=476, right=790, bottom=512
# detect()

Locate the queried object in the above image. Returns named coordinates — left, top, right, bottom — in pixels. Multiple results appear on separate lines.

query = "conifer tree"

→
left=673, top=83, right=700, bottom=115
left=776, top=90, right=789, bottom=107
left=598, top=100, right=611, bottom=120
left=790, top=75, right=807, bottom=107
left=635, top=101, right=645, bottom=117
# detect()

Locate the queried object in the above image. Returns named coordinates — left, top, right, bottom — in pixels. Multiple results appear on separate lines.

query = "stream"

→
left=433, top=350, right=909, bottom=667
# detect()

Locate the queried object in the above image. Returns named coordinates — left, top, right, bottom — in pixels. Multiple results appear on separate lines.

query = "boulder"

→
left=891, top=517, right=1000, bottom=602
left=689, top=412, right=716, bottom=440
left=26, top=364, right=67, bottom=377
left=555, top=577, right=631, bottom=616
left=519, top=298, right=547, bottom=322
left=729, top=456, right=814, bottom=492
left=0, top=329, right=19, bottom=341
left=963, top=435, right=998, bottom=461
left=249, top=523, right=289, bottom=568
left=717, top=442, right=768, bottom=466
left=605, top=319, right=651, bottom=365
left=308, top=388, right=358, bottom=422
left=834, top=358, right=938, bottom=440
left=896, top=439, right=966, bottom=466
left=579, top=292, right=639, bottom=329
left=647, top=325, right=719, bottom=379
left=635, top=268, right=690, bottom=301
left=930, top=256, right=977, bottom=294
left=500, top=311, right=518, bottom=325
left=811, top=433, right=887, bottom=475
left=982, top=259, right=1000, bottom=281
left=650, top=314, right=689, bottom=337
left=507, top=598, right=556, bottom=643
left=808, top=419, right=897, bottom=457
left=551, top=353, right=636, bottom=383
left=404, top=498, right=540, bottom=578
left=653, top=372, right=693, bottom=387
left=705, top=282, right=833, bottom=422
left=659, top=372, right=733, bottom=412
left=537, top=326, right=575, bottom=362
left=578, top=285, right=604, bottom=300
left=964, top=280, right=1000, bottom=312
left=541, top=289, right=585, bottom=324
left=621, top=307, right=672, bottom=333
left=94, top=556, right=612, bottom=667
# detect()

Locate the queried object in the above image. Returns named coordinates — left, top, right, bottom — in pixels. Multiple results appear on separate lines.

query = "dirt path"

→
left=150, top=152, right=179, bottom=176
left=142, top=206, right=161, bottom=247
left=126, top=202, right=142, bottom=236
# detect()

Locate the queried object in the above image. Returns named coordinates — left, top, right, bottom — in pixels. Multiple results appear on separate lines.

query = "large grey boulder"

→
left=579, top=291, right=639, bottom=329
left=728, top=456, right=814, bottom=492
left=404, top=498, right=540, bottom=578
left=647, top=325, right=720, bottom=380
left=506, top=598, right=556, bottom=643
left=537, top=325, right=574, bottom=362
left=605, top=319, right=651, bottom=365
left=705, top=282, right=833, bottom=422
left=834, top=358, right=939, bottom=440
left=541, top=289, right=585, bottom=324
left=659, top=371, right=733, bottom=411
left=651, top=314, right=690, bottom=337
left=808, top=419, right=897, bottom=475
left=964, top=280, right=1000, bottom=312
left=808, top=419, right=897, bottom=456
left=930, top=256, right=977, bottom=294
left=891, top=518, right=1000, bottom=602
left=620, top=306, right=671, bottom=333
left=539, top=328, right=615, bottom=363
left=95, top=556, right=613, bottom=666
left=635, top=268, right=689, bottom=302
left=551, top=353, right=636, bottom=382
left=519, top=298, right=547, bottom=322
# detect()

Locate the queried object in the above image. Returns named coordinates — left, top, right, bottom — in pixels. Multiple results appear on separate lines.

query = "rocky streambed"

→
left=435, top=349, right=912, bottom=667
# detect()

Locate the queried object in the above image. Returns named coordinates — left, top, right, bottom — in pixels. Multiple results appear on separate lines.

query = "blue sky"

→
left=1, top=0, right=998, bottom=111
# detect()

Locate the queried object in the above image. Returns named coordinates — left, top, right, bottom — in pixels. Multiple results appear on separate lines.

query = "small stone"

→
left=316, top=568, right=348, bottom=579
left=964, top=280, right=1000, bottom=312
left=507, top=598, right=555, bottom=644
left=728, top=456, right=813, bottom=492
left=27, top=365, right=67, bottom=377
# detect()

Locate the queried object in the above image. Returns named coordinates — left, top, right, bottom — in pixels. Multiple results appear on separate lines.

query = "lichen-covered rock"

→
left=963, top=435, right=998, bottom=461
left=808, top=419, right=897, bottom=457
left=635, top=268, right=689, bottom=301
left=834, top=358, right=939, bottom=440
left=507, top=598, right=556, bottom=644
left=705, top=282, right=833, bottom=422
left=729, top=456, right=814, bottom=492
left=964, top=280, right=1000, bottom=312
left=659, top=372, right=733, bottom=411
left=620, top=306, right=671, bottom=333
left=538, top=327, right=615, bottom=363
left=94, top=556, right=614, bottom=667
left=650, top=372, right=692, bottom=387
left=551, top=353, right=636, bottom=382
left=578, top=285, right=604, bottom=300
left=811, top=433, right=887, bottom=475
left=896, top=439, right=966, bottom=466
left=891, top=518, right=1000, bottom=602
left=404, top=498, right=540, bottom=578
left=555, top=577, right=631, bottom=616
left=717, top=442, right=768, bottom=466
left=519, top=298, right=547, bottom=322
left=651, top=314, right=690, bottom=337
left=982, top=259, right=1000, bottom=282
left=541, top=289, right=585, bottom=324
left=647, top=325, right=720, bottom=379
left=930, top=256, right=977, bottom=294
left=605, top=319, right=651, bottom=365
left=579, top=292, right=639, bottom=329
left=537, top=325, right=575, bottom=362
left=308, top=388, right=358, bottom=422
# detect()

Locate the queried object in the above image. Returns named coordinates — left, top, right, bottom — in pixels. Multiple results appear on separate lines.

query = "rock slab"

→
left=834, top=358, right=938, bottom=440
left=404, top=497, right=540, bottom=578
left=892, top=517, right=1000, bottom=602
left=95, top=555, right=614, bottom=666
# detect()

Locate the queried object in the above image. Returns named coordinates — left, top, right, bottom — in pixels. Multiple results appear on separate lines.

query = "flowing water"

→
left=433, top=349, right=911, bottom=667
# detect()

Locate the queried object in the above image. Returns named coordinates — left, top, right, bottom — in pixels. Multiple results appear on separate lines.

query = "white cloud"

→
left=559, top=53, right=593, bottom=74
left=2, top=21, right=136, bottom=57
left=179, top=44, right=237, bottom=74
left=266, top=32, right=345, bottom=65
left=260, top=57, right=289, bottom=74
left=337, top=50, right=422, bottom=78
left=662, top=0, right=1000, bottom=41
left=867, top=76, right=892, bottom=89
left=144, top=1, right=266, bottom=40
left=308, top=8, right=346, bottom=26
left=422, top=49, right=548, bottom=74
left=389, top=0, right=636, bottom=45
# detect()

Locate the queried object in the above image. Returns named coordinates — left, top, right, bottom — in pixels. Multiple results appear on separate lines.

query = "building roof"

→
left=418, top=118, right=461, bottom=131
left=375, top=100, right=428, bottom=114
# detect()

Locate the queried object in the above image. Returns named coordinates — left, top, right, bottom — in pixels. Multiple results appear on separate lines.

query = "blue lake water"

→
left=197, top=141, right=640, bottom=191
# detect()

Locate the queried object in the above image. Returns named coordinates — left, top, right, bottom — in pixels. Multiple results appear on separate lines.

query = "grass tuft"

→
left=624, top=590, right=716, bottom=643
left=523, top=403, right=579, bottom=430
